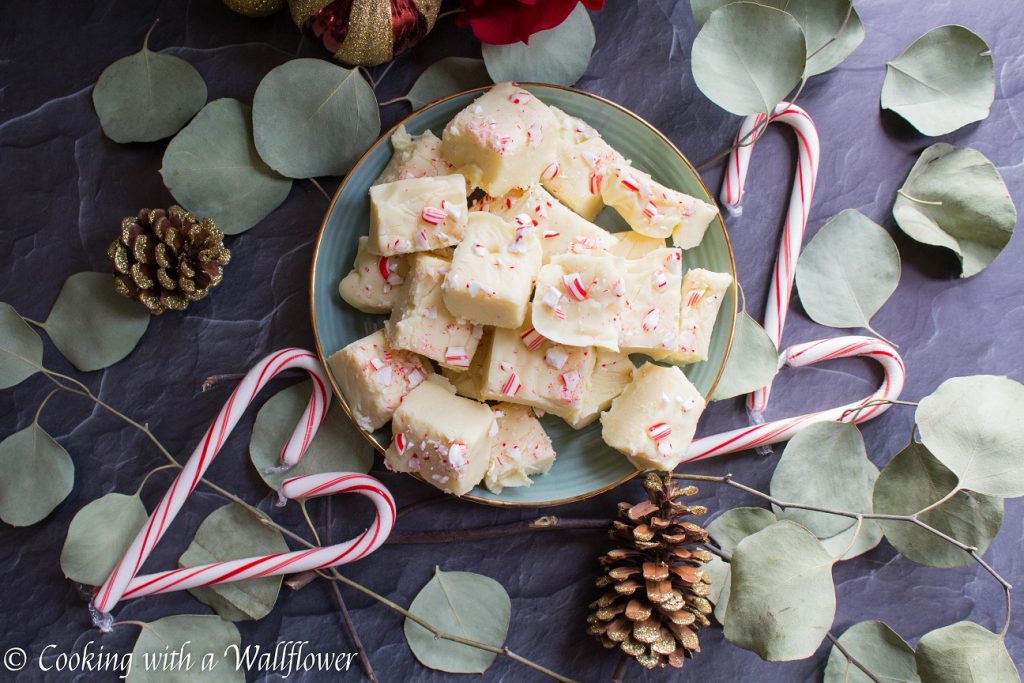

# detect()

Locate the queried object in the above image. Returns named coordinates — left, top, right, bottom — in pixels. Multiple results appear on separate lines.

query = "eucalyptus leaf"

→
left=161, top=98, right=292, bottom=235
left=795, top=210, right=900, bottom=335
left=893, top=143, right=1016, bottom=278
left=61, top=493, right=147, bottom=586
left=881, top=26, right=995, bottom=136
left=42, top=272, right=150, bottom=372
left=724, top=521, right=836, bottom=661
left=712, top=312, right=779, bottom=401
left=404, top=58, right=491, bottom=110
left=126, top=615, right=243, bottom=683
left=404, top=567, right=511, bottom=674
left=179, top=502, right=289, bottom=621
left=819, top=518, right=883, bottom=561
left=873, top=442, right=1003, bottom=568
left=0, top=302, right=43, bottom=389
left=93, top=24, right=207, bottom=143
left=916, top=621, right=1020, bottom=683
left=249, top=381, right=372, bottom=490
left=691, top=2, right=806, bottom=116
left=0, top=424, right=74, bottom=527
left=702, top=555, right=731, bottom=625
left=708, top=507, right=777, bottom=554
left=253, top=59, right=380, bottom=179
left=824, top=621, right=919, bottom=683
left=482, top=4, right=595, bottom=86
left=916, top=375, right=1024, bottom=497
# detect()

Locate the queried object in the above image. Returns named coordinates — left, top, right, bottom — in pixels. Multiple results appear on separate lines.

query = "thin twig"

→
left=840, top=398, right=917, bottom=423
left=200, top=373, right=245, bottom=392
left=371, top=60, right=396, bottom=88
left=611, top=652, right=629, bottom=682
left=826, top=631, right=882, bottom=683
left=386, top=516, right=609, bottom=545
left=308, top=178, right=332, bottom=202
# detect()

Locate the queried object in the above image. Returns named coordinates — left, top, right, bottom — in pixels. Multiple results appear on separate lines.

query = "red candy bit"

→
left=501, top=371, right=523, bottom=396
left=562, top=272, right=588, bottom=301
left=421, top=206, right=446, bottom=225
left=589, top=172, right=603, bottom=195
left=686, top=290, right=704, bottom=307
left=554, top=306, right=566, bottom=320
left=520, top=327, right=546, bottom=351
left=666, top=250, right=683, bottom=274
left=445, top=346, right=471, bottom=368
left=620, top=175, right=641, bottom=192
left=368, top=357, right=384, bottom=371
left=541, top=161, right=560, bottom=180
left=560, top=370, right=581, bottom=393
left=394, top=432, right=408, bottom=455
left=653, top=270, right=668, bottom=289
left=377, top=256, right=391, bottom=282
left=642, top=200, right=659, bottom=220
left=542, top=230, right=561, bottom=239
left=508, top=91, right=533, bottom=105
left=642, top=307, right=660, bottom=332
left=648, top=422, right=672, bottom=441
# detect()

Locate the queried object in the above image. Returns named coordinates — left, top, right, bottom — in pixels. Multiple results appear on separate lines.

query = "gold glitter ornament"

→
left=224, top=0, right=287, bottom=17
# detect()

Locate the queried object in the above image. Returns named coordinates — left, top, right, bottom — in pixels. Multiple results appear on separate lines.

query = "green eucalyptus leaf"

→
left=916, top=621, right=1020, bottom=683
left=178, top=502, right=289, bottom=621
left=691, top=2, right=806, bottom=116
left=161, top=98, right=292, bottom=235
left=711, top=311, right=778, bottom=401
left=824, top=621, right=919, bottom=683
left=0, top=424, right=74, bottom=527
left=819, top=518, right=883, bottom=561
left=724, top=521, right=836, bottom=661
left=707, top=507, right=777, bottom=554
left=42, top=272, right=150, bottom=372
left=405, top=58, right=492, bottom=110
left=795, top=210, right=900, bottom=335
left=404, top=567, right=511, bottom=674
left=61, top=493, right=147, bottom=586
left=93, top=25, right=207, bottom=143
left=482, top=4, right=594, bottom=86
left=126, top=615, right=243, bottom=683
left=249, top=381, right=372, bottom=490
left=873, top=442, right=1003, bottom=568
left=770, top=422, right=878, bottom=538
left=893, top=143, right=1016, bottom=278
left=0, top=302, right=43, bottom=389
left=702, top=555, right=731, bottom=625
left=916, top=375, right=1024, bottom=497
left=253, top=58, right=380, bottom=179
left=881, top=26, right=995, bottom=136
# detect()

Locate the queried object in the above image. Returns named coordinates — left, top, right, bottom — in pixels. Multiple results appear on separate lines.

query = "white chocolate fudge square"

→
left=484, top=403, right=556, bottom=494
left=610, top=231, right=667, bottom=259
left=531, top=253, right=626, bottom=351
left=386, top=254, right=483, bottom=370
left=442, top=212, right=542, bottom=328
left=568, top=350, right=634, bottom=429
left=338, top=236, right=409, bottom=314
left=619, top=248, right=684, bottom=354
left=369, top=174, right=468, bottom=256
left=373, top=126, right=454, bottom=186
left=440, top=83, right=559, bottom=196
left=601, top=163, right=718, bottom=248
left=601, top=362, right=706, bottom=471
left=664, top=268, right=733, bottom=364
left=384, top=380, right=495, bottom=496
left=327, top=329, right=431, bottom=432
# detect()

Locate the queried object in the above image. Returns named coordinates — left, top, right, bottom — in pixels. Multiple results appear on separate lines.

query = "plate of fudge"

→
left=311, top=82, right=737, bottom=506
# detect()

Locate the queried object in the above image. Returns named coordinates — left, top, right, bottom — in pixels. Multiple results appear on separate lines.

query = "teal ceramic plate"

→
left=311, top=84, right=736, bottom=507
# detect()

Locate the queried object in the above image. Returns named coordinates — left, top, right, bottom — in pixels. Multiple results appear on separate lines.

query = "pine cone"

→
left=587, top=472, right=714, bottom=670
left=108, top=206, right=230, bottom=315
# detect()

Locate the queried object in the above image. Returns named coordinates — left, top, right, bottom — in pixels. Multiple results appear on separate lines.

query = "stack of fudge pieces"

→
left=330, top=83, right=733, bottom=496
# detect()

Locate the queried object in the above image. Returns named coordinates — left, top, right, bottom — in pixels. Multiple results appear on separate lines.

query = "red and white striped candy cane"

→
left=721, top=102, right=820, bottom=417
left=685, top=336, right=904, bottom=463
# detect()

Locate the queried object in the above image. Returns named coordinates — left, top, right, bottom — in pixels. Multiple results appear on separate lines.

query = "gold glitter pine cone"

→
left=107, top=206, right=231, bottom=315
left=587, top=472, right=714, bottom=670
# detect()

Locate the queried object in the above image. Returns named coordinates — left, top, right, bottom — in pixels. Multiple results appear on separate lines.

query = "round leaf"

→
left=916, top=621, right=1020, bottom=683
left=893, top=143, right=1016, bottom=278
left=881, top=26, right=995, bottom=136
left=0, top=424, right=74, bottom=527
left=253, top=59, right=380, bottom=179
left=916, top=375, right=1024, bottom=497
left=404, top=567, right=511, bottom=674
left=708, top=507, right=777, bottom=554
left=711, top=311, right=779, bottom=401
left=482, top=4, right=595, bottom=86
left=691, top=3, right=806, bottom=116
left=824, top=621, right=920, bottom=683
left=702, top=555, right=732, bottom=625
left=127, top=615, right=243, bottom=683
left=405, top=58, right=492, bottom=110
left=161, top=98, right=292, bottom=235
left=42, top=272, right=150, bottom=372
left=61, top=493, right=147, bottom=586
left=178, top=502, right=290, bottom=621
left=770, top=422, right=878, bottom=537
left=0, top=302, right=43, bottom=389
left=796, top=210, right=900, bottom=335
left=724, top=521, right=836, bottom=661
left=819, top=518, right=883, bottom=561
left=873, top=442, right=1003, bottom=568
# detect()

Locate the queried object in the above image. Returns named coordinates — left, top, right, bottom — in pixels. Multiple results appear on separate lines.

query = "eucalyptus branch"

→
left=386, top=515, right=610, bottom=545
left=840, top=398, right=917, bottom=423
left=826, top=631, right=882, bottom=683
left=308, top=177, right=332, bottom=202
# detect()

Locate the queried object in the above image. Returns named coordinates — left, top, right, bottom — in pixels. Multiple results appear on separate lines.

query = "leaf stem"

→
left=33, top=388, right=61, bottom=426
left=826, top=631, right=882, bottom=683
left=134, top=464, right=178, bottom=497
left=308, top=178, right=332, bottom=202
left=20, top=316, right=46, bottom=329
left=896, top=189, right=943, bottom=206
left=840, top=398, right=917, bottom=423
left=805, top=2, right=855, bottom=62
left=142, top=18, right=160, bottom=51
left=377, top=96, right=405, bottom=107
left=611, top=652, right=629, bottom=682
left=386, top=515, right=610, bottom=545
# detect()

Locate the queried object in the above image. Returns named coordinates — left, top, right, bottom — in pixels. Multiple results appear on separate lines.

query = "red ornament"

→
left=456, top=0, right=605, bottom=45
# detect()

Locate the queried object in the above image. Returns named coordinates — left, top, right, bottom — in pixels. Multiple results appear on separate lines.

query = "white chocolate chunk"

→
left=568, top=349, right=634, bottom=429
left=327, top=329, right=431, bottom=432
left=610, top=231, right=667, bottom=259
left=384, top=380, right=495, bottom=496
left=373, top=126, right=454, bottom=186
left=484, top=403, right=556, bottom=494
left=663, top=268, right=733, bottom=364
left=442, top=212, right=542, bottom=328
left=369, top=174, right=468, bottom=256
left=601, top=362, right=706, bottom=470
left=543, top=106, right=627, bottom=220
left=531, top=253, right=626, bottom=351
left=618, top=248, right=684, bottom=354
left=440, top=83, right=559, bottom=196
left=338, top=236, right=409, bottom=314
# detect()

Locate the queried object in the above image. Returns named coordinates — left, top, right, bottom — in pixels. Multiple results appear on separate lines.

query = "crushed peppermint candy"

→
left=471, top=324, right=485, bottom=340
left=416, top=229, right=430, bottom=248
left=542, top=230, right=561, bottom=239
left=541, top=161, right=559, bottom=180
left=407, top=369, right=425, bottom=387
left=554, top=306, right=566, bottom=320
left=581, top=150, right=598, bottom=168
left=642, top=307, right=660, bottom=332
left=421, top=206, right=447, bottom=225
left=682, top=398, right=697, bottom=412
left=374, top=365, right=393, bottom=387
left=520, top=327, right=546, bottom=351
left=642, top=200, right=659, bottom=220
left=501, top=371, right=523, bottom=396
left=620, top=175, right=642, bottom=192
left=440, top=199, right=461, bottom=219
left=666, top=250, right=683, bottom=274
left=677, top=330, right=696, bottom=351
left=648, top=422, right=672, bottom=441
left=541, top=286, right=563, bottom=310
left=527, top=123, right=543, bottom=147
left=447, top=442, right=468, bottom=469
left=513, top=213, right=536, bottom=230
left=561, top=370, right=582, bottom=393
left=394, top=432, right=408, bottom=454
left=562, top=272, right=588, bottom=300
left=613, top=278, right=626, bottom=298
left=423, top=306, right=438, bottom=319
left=468, top=281, right=496, bottom=298
left=508, top=91, right=533, bottom=105
left=653, top=270, right=668, bottom=289
left=589, top=172, right=603, bottom=195
left=387, top=238, right=412, bottom=253
left=472, top=242, right=488, bottom=256
left=368, top=357, right=384, bottom=371
left=686, top=290, right=704, bottom=307
left=545, top=347, right=569, bottom=370
left=377, top=256, right=391, bottom=282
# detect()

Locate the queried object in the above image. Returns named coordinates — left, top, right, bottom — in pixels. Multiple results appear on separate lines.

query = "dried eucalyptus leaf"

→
left=707, top=507, right=777, bottom=554
left=179, top=502, right=289, bottom=621
left=881, top=26, right=995, bottom=136
left=893, top=143, right=1016, bottom=278
left=253, top=58, right=380, bottom=179
left=161, top=98, right=292, bottom=235
left=405, top=58, right=492, bottom=110
left=126, top=615, right=243, bottom=683
left=0, top=424, right=74, bottom=527
left=711, top=311, right=778, bottom=401
left=824, top=621, right=919, bottom=683
left=819, top=518, right=883, bottom=561
left=404, top=567, right=511, bottom=674
left=916, top=622, right=1020, bottom=683
left=61, top=493, right=147, bottom=586
left=43, top=272, right=150, bottom=372
left=482, top=4, right=594, bottom=86
left=702, top=555, right=731, bottom=624
left=0, top=302, right=43, bottom=389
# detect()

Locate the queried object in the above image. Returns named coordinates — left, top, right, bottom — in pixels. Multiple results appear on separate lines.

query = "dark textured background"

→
left=1, top=0, right=1021, bottom=680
